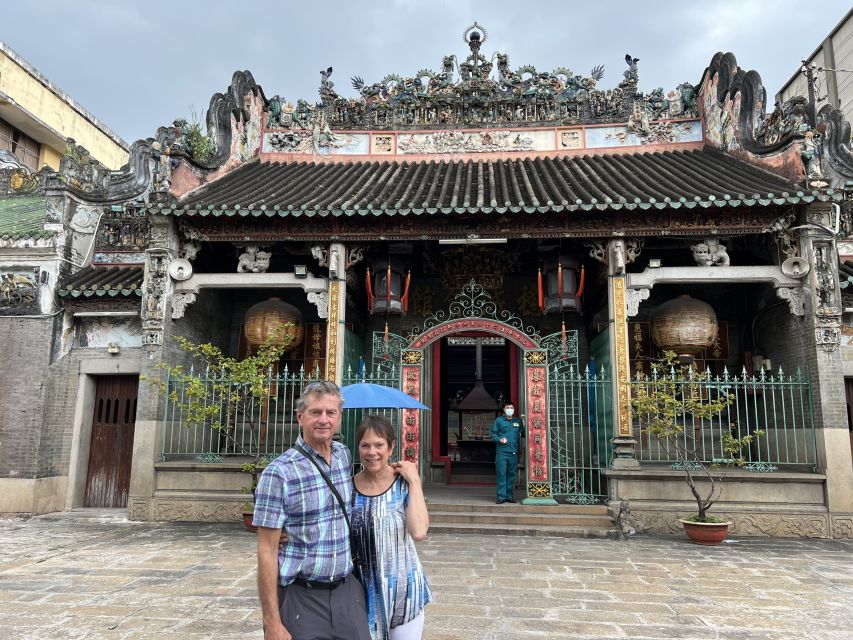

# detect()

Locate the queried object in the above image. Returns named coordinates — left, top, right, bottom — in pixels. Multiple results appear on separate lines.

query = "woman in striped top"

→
left=351, top=415, right=432, bottom=640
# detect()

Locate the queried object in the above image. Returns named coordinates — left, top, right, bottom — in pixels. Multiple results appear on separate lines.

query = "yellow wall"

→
left=38, top=145, right=63, bottom=171
left=0, top=49, right=128, bottom=170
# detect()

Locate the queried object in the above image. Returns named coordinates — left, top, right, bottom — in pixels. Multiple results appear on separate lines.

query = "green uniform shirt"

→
left=491, top=415, right=524, bottom=454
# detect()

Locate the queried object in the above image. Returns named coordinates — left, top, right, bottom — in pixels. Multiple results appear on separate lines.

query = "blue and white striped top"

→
left=352, top=476, right=432, bottom=640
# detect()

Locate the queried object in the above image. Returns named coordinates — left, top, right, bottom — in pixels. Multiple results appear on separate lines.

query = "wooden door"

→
left=84, top=376, right=138, bottom=507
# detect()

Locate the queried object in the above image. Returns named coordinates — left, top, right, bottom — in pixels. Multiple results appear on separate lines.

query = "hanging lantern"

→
left=244, top=297, right=304, bottom=352
left=544, top=256, right=582, bottom=313
left=650, top=295, right=718, bottom=361
left=370, top=258, right=405, bottom=315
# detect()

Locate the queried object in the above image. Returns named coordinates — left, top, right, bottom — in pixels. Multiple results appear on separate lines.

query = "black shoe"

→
left=506, top=498, right=517, bottom=503
left=496, top=499, right=505, bottom=504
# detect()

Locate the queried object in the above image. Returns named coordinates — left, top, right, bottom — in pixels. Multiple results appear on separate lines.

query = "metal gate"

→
left=85, top=376, right=138, bottom=507
left=545, top=332, right=612, bottom=504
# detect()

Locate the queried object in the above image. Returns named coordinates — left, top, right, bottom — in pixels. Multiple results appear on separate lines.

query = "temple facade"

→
left=2, top=24, right=853, bottom=537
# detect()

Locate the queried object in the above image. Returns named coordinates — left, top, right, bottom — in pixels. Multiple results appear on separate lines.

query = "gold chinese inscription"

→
left=326, top=281, right=340, bottom=381
left=526, top=364, right=549, bottom=482
left=401, top=364, right=422, bottom=462
left=613, top=277, right=631, bottom=437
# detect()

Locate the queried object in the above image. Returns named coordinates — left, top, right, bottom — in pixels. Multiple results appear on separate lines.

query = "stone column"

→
left=801, top=203, right=853, bottom=532
left=127, top=215, right=177, bottom=521
left=607, top=239, right=640, bottom=469
left=325, top=242, right=347, bottom=384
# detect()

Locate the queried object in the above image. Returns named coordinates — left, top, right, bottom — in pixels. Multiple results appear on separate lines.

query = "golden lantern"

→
left=650, top=295, right=718, bottom=361
left=244, top=297, right=304, bottom=352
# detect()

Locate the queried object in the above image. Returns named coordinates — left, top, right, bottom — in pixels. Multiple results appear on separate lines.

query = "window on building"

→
left=0, top=117, right=41, bottom=171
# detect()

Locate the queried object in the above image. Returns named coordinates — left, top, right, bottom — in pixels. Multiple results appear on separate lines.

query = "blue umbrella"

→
left=341, top=383, right=429, bottom=410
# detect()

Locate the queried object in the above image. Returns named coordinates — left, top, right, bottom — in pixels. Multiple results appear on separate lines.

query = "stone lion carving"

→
left=237, top=245, right=272, bottom=273
left=691, top=238, right=729, bottom=266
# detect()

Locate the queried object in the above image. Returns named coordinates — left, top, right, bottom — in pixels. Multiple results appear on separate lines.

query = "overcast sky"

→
left=3, top=0, right=851, bottom=145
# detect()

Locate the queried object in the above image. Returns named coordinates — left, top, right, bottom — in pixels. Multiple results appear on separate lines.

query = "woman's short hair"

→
left=355, top=414, right=396, bottom=448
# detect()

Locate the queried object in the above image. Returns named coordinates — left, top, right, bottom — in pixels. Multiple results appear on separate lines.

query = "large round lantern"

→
left=244, top=297, right=304, bottom=352
left=650, top=295, right=718, bottom=360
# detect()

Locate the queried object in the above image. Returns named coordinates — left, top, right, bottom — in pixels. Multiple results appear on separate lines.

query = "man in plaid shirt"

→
left=255, top=381, right=370, bottom=640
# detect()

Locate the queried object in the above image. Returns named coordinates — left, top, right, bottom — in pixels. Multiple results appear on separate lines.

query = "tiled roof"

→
left=0, top=196, right=54, bottom=240
left=57, top=266, right=143, bottom=298
left=153, top=148, right=839, bottom=218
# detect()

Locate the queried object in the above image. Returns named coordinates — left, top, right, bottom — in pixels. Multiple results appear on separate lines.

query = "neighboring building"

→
left=0, top=41, right=128, bottom=171
left=0, top=42, right=128, bottom=516
left=781, top=8, right=853, bottom=456
left=2, top=24, right=853, bottom=539
left=776, top=7, right=853, bottom=136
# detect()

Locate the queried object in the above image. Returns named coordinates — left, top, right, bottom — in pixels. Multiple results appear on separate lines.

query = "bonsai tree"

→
left=148, top=322, right=295, bottom=511
left=631, top=351, right=763, bottom=523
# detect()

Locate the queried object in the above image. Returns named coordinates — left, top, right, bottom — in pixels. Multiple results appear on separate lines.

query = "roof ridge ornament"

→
left=263, top=25, right=698, bottom=133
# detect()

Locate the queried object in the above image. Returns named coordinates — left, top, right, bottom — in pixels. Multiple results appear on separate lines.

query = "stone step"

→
left=428, top=501, right=608, bottom=515
left=428, top=509, right=614, bottom=529
left=427, top=521, right=612, bottom=539
left=448, top=475, right=496, bottom=484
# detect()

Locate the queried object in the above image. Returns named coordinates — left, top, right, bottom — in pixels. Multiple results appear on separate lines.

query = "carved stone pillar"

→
left=129, top=214, right=178, bottom=521
left=801, top=203, right=853, bottom=516
left=607, top=239, right=640, bottom=469
left=325, top=242, right=347, bottom=384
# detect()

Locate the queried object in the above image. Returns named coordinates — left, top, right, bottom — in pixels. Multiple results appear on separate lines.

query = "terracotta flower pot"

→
left=679, top=518, right=731, bottom=545
left=242, top=511, right=258, bottom=533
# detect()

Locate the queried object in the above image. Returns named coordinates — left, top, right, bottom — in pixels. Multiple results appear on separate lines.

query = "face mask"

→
left=505, top=408, right=514, bottom=417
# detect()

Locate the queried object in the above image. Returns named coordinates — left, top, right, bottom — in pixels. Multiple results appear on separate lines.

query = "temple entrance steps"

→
left=424, top=486, right=614, bottom=538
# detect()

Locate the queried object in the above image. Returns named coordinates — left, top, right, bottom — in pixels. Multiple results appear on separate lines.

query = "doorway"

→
left=439, top=335, right=516, bottom=484
left=84, top=376, right=138, bottom=507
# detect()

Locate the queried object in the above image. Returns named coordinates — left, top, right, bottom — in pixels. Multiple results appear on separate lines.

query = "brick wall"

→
left=0, top=317, right=54, bottom=478
left=760, top=285, right=847, bottom=431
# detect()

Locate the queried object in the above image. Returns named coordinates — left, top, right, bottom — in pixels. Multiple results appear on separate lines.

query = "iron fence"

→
left=630, top=367, right=816, bottom=471
left=160, top=362, right=426, bottom=464
left=548, top=365, right=613, bottom=504
left=160, top=364, right=322, bottom=462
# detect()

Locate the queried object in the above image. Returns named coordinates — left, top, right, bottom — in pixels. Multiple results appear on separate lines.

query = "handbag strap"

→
left=295, top=444, right=351, bottom=531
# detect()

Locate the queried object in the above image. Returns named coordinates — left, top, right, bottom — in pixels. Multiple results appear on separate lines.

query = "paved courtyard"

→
left=0, top=510, right=851, bottom=640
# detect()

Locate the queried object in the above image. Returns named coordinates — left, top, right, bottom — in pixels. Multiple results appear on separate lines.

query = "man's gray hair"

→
left=296, top=380, right=344, bottom=413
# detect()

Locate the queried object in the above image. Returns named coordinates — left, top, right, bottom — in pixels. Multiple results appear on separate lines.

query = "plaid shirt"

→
left=253, top=436, right=353, bottom=585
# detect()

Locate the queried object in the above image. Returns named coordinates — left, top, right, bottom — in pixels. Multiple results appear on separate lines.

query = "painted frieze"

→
left=77, top=316, right=143, bottom=348
left=0, top=271, right=39, bottom=314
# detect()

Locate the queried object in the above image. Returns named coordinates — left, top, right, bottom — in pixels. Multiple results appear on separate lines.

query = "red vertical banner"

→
left=525, top=363, right=549, bottom=483
left=401, top=363, right=422, bottom=463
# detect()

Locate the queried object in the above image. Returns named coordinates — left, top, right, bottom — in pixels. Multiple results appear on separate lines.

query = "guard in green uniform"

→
left=491, top=402, right=524, bottom=504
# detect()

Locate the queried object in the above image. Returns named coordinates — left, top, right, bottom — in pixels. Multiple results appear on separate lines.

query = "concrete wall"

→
left=777, top=9, right=853, bottom=131
left=0, top=43, right=128, bottom=170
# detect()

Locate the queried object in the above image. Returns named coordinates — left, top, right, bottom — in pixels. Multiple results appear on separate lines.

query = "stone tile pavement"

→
left=1, top=510, right=851, bottom=639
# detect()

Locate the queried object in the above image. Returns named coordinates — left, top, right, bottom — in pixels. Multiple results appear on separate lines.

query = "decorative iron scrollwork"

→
left=406, top=279, right=541, bottom=345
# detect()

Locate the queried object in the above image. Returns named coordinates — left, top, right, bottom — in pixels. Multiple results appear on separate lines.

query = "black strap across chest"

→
left=294, top=444, right=351, bottom=531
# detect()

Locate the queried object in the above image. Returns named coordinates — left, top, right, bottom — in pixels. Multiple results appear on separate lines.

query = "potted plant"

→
left=631, top=351, right=763, bottom=545
left=148, top=323, right=294, bottom=531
